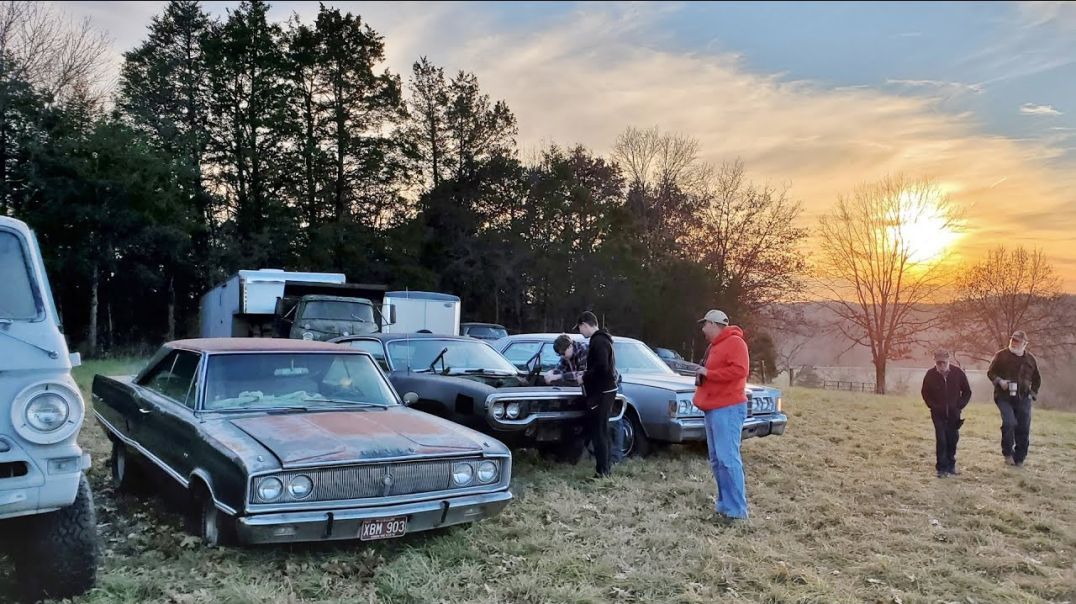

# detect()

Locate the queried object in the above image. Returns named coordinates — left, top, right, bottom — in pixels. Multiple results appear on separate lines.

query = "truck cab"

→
left=276, top=294, right=380, bottom=341
left=0, top=216, right=97, bottom=600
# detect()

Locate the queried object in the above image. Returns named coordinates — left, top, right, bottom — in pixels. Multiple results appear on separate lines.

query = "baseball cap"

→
left=933, top=350, right=950, bottom=362
left=1011, top=330, right=1028, bottom=342
left=697, top=309, right=730, bottom=326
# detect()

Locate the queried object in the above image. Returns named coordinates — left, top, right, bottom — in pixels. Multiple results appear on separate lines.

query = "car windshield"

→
left=614, top=341, right=676, bottom=375
left=0, top=230, right=41, bottom=320
left=203, top=353, right=399, bottom=411
left=467, top=325, right=507, bottom=339
left=300, top=300, right=374, bottom=322
left=387, top=338, right=518, bottom=373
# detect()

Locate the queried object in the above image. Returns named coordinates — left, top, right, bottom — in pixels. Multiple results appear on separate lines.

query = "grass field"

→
left=3, top=359, right=1075, bottom=603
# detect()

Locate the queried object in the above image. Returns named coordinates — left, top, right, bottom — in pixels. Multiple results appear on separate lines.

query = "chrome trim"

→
left=249, top=449, right=502, bottom=472
left=246, top=456, right=512, bottom=514
left=93, top=411, right=239, bottom=516
left=484, top=392, right=627, bottom=427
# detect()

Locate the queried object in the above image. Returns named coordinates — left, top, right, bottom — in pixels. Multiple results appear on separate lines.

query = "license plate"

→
left=359, top=516, right=407, bottom=541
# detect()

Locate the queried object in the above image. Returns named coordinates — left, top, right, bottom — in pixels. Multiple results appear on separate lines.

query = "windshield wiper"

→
left=426, top=348, right=447, bottom=372
left=303, top=397, right=389, bottom=409
left=0, top=325, right=59, bottom=359
left=454, top=368, right=515, bottom=376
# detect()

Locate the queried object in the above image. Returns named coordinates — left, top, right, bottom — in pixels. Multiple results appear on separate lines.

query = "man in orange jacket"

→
left=693, top=309, right=751, bottom=521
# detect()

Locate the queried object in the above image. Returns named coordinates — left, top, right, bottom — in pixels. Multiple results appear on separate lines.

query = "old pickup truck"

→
left=92, top=338, right=513, bottom=546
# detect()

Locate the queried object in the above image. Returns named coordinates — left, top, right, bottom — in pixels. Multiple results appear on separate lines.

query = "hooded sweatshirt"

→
left=693, top=325, right=750, bottom=411
left=583, top=329, right=618, bottom=395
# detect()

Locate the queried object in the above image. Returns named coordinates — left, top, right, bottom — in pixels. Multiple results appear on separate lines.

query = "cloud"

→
left=1020, top=103, right=1063, bottom=116
left=886, top=79, right=985, bottom=95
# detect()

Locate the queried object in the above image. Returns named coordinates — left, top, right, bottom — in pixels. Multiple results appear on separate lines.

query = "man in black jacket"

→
left=921, top=350, right=972, bottom=478
left=577, top=311, right=617, bottom=477
left=986, top=330, right=1042, bottom=467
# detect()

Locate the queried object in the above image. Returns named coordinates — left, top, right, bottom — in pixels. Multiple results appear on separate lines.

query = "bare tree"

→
left=946, top=246, right=1076, bottom=362
left=684, top=160, right=809, bottom=317
left=815, top=176, right=958, bottom=394
left=0, top=1, right=112, bottom=103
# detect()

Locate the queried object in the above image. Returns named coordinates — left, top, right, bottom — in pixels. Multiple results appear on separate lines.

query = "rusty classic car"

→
left=91, top=339, right=512, bottom=546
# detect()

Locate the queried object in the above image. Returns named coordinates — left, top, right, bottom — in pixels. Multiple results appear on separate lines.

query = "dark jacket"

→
left=986, top=348, right=1041, bottom=399
left=583, top=329, right=617, bottom=395
left=921, top=365, right=972, bottom=418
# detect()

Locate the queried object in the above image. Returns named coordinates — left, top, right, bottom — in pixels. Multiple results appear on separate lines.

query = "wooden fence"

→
left=822, top=380, right=877, bottom=393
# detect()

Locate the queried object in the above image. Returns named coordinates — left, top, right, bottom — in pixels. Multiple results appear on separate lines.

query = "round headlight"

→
left=26, top=393, right=70, bottom=432
left=288, top=475, right=313, bottom=499
left=257, top=477, right=284, bottom=501
left=492, top=402, right=505, bottom=419
left=301, top=331, right=314, bottom=341
left=506, top=402, right=521, bottom=419
left=451, top=463, right=474, bottom=486
left=476, top=461, right=498, bottom=483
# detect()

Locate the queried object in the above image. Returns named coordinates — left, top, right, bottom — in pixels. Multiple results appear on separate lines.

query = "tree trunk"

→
left=788, top=367, right=796, bottom=387
left=87, top=265, right=98, bottom=358
left=166, top=275, right=176, bottom=341
left=873, top=358, right=886, bottom=394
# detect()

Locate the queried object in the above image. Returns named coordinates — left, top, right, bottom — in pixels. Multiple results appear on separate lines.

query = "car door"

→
left=134, top=350, right=202, bottom=482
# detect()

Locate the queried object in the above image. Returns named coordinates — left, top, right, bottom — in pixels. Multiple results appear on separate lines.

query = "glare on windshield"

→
left=387, top=339, right=518, bottom=373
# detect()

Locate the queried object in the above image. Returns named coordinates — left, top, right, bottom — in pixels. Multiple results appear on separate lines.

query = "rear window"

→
left=0, top=230, right=41, bottom=320
left=467, top=325, right=507, bottom=339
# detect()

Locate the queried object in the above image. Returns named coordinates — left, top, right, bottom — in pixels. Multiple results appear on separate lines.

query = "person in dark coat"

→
left=921, top=350, right=972, bottom=478
left=986, top=330, right=1042, bottom=467
left=577, top=311, right=617, bottom=478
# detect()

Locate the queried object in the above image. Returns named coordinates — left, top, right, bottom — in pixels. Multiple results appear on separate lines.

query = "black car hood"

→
left=621, top=373, right=697, bottom=392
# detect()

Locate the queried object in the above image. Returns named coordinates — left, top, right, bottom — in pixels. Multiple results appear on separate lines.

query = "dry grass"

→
left=3, top=360, right=1074, bottom=603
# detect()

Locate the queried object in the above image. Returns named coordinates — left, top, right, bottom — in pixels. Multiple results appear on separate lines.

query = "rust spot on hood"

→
left=230, top=408, right=484, bottom=467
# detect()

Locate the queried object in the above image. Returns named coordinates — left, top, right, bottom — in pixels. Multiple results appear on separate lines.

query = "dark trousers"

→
left=586, top=391, right=615, bottom=476
left=995, top=395, right=1032, bottom=463
left=931, top=413, right=961, bottom=472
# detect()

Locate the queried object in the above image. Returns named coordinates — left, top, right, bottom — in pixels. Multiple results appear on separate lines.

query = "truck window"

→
left=301, top=300, right=375, bottom=323
left=0, top=230, right=42, bottom=320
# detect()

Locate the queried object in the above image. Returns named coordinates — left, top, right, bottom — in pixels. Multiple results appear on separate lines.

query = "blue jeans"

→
left=704, top=402, right=748, bottom=519
left=610, top=419, right=625, bottom=463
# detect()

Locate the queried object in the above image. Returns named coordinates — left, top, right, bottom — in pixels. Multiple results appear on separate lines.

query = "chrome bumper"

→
left=743, top=413, right=788, bottom=439
left=657, top=412, right=789, bottom=443
left=236, top=490, right=513, bottom=544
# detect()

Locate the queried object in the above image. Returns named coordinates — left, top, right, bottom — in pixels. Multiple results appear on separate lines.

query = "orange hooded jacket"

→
left=692, top=325, right=750, bottom=411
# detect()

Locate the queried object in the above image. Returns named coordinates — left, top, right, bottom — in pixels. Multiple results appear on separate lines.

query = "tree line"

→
left=0, top=0, right=805, bottom=369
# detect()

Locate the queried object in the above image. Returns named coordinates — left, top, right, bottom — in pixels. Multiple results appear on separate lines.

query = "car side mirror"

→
left=383, top=304, right=396, bottom=326
left=402, top=392, right=419, bottom=405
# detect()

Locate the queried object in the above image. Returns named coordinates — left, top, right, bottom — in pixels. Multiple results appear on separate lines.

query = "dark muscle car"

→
left=91, top=338, right=512, bottom=546
left=331, top=334, right=625, bottom=458
left=652, top=347, right=701, bottom=376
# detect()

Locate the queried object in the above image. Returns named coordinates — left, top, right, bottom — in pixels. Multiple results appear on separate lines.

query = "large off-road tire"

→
left=110, top=441, right=147, bottom=495
left=14, top=473, right=98, bottom=602
left=186, top=485, right=237, bottom=548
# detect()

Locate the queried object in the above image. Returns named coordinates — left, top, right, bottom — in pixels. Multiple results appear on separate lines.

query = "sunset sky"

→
left=61, top=1, right=1076, bottom=290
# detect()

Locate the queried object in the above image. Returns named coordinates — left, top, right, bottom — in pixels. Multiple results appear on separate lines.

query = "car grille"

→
left=751, top=396, right=777, bottom=414
left=252, top=458, right=484, bottom=504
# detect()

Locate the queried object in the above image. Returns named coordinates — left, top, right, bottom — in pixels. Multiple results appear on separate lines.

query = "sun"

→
left=890, top=189, right=962, bottom=264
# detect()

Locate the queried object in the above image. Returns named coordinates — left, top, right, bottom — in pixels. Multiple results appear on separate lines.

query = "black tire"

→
left=624, top=411, right=651, bottom=458
left=110, top=442, right=147, bottom=494
left=188, top=485, right=236, bottom=548
left=15, top=473, right=98, bottom=602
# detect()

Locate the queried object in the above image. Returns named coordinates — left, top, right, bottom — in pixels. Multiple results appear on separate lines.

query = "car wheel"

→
left=625, top=411, right=651, bottom=457
left=14, top=473, right=98, bottom=602
left=189, top=486, right=236, bottom=547
left=110, top=442, right=146, bottom=494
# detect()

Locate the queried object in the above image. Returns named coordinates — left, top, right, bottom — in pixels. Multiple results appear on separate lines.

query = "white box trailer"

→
left=199, top=269, right=389, bottom=339
left=381, top=291, right=461, bottom=336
